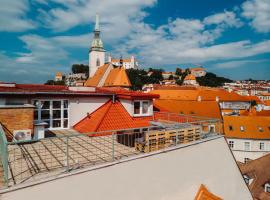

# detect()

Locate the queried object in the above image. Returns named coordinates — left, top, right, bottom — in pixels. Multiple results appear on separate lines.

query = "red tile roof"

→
left=74, top=100, right=152, bottom=134
left=154, top=99, right=222, bottom=119
left=97, top=87, right=159, bottom=100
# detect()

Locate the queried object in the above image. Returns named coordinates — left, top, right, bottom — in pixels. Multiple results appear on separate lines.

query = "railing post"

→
left=175, top=130, right=179, bottom=145
left=112, top=132, right=115, bottom=161
left=66, top=137, right=69, bottom=171
left=0, top=125, right=9, bottom=186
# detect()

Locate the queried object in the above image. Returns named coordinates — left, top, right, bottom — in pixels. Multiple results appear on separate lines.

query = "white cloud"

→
left=215, top=59, right=269, bottom=69
left=37, top=0, right=157, bottom=38
left=0, top=0, right=36, bottom=32
left=242, top=0, right=270, bottom=33
left=204, top=11, right=242, bottom=28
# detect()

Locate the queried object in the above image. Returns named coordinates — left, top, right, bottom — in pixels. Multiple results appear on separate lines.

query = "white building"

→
left=190, top=67, right=206, bottom=77
left=224, top=115, right=270, bottom=163
left=108, top=55, right=139, bottom=69
left=183, top=74, right=198, bottom=86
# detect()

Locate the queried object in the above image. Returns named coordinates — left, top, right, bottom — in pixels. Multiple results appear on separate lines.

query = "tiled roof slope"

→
left=223, top=116, right=270, bottom=139
left=84, top=64, right=110, bottom=87
left=150, top=87, right=250, bottom=102
left=74, top=100, right=151, bottom=133
left=239, top=154, right=270, bottom=200
left=104, top=67, right=131, bottom=87
left=84, top=64, right=131, bottom=87
left=194, top=184, right=222, bottom=200
left=184, top=74, right=196, bottom=80
left=154, top=99, right=222, bottom=119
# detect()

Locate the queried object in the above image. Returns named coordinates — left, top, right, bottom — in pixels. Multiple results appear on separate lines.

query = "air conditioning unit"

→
left=13, top=129, right=32, bottom=142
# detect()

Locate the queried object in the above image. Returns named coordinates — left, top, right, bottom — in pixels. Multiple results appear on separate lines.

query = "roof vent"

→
left=197, top=96, right=202, bottom=102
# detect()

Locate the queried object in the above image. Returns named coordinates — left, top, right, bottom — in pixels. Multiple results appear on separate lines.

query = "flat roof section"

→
left=1, top=136, right=252, bottom=200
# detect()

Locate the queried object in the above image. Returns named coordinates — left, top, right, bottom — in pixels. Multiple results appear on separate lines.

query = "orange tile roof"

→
left=223, top=116, right=270, bottom=139
left=104, top=67, right=131, bottom=87
left=264, top=100, right=270, bottom=106
left=258, top=93, right=270, bottom=96
left=241, top=109, right=270, bottom=116
left=73, top=100, right=151, bottom=134
left=55, top=72, right=62, bottom=76
left=150, top=87, right=251, bottom=102
left=184, top=74, right=196, bottom=80
left=154, top=99, right=222, bottom=119
left=84, top=63, right=110, bottom=87
left=84, top=64, right=131, bottom=87
left=190, top=67, right=205, bottom=71
left=194, top=184, right=222, bottom=200
left=150, top=89, right=199, bottom=100
left=111, top=58, right=131, bottom=62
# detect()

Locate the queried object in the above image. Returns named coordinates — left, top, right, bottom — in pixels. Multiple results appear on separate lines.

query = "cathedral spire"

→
left=95, top=14, right=100, bottom=31
left=90, top=14, right=104, bottom=51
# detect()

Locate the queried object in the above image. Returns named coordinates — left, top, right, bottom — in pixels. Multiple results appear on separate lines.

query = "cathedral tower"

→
left=89, top=14, right=105, bottom=77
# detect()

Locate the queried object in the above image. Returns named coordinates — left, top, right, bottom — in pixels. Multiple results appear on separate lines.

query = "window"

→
left=133, top=101, right=150, bottom=116
left=265, top=183, right=270, bottom=193
left=229, top=125, right=233, bottom=131
left=134, top=101, right=140, bottom=115
left=33, top=100, right=69, bottom=129
left=240, top=126, right=245, bottom=132
left=259, top=142, right=265, bottom=150
left=243, top=175, right=250, bottom=185
left=244, top=142, right=251, bottom=151
left=228, top=140, right=234, bottom=148
left=208, top=125, right=215, bottom=133
left=142, top=101, right=149, bottom=114
left=96, top=58, right=100, bottom=66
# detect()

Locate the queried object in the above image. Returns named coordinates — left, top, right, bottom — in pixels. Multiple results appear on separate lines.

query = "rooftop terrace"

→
left=0, top=113, right=221, bottom=189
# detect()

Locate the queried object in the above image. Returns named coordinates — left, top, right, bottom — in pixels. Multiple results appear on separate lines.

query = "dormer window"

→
left=265, top=183, right=270, bottom=193
left=258, top=127, right=263, bottom=132
left=133, top=100, right=150, bottom=116
left=240, top=126, right=245, bottom=132
left=243, top=175, right=253, bottom=185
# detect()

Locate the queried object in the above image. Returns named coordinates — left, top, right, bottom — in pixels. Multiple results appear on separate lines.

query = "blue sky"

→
left=0, top=0, right=269, bottom=83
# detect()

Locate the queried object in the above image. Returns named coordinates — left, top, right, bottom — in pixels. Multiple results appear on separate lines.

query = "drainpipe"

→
left=112, top=94, right=115, bottom=103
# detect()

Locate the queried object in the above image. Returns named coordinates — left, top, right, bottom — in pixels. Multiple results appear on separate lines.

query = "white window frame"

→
left=133, top=100, right=150, bottom=117
left=33, top=99, right=69, bottom=130
left=244, top=141, right=251, bottom=151
left=240, top=126, right=245, bottom=132
left=265, top=183, right=270, bottom=193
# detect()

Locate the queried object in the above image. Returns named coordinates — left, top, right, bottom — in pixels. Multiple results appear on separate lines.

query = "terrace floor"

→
left=7, top=129, right=140, bottom=186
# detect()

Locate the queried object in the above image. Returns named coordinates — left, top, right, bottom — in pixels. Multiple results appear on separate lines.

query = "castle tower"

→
left=89, top=14, right=105, bottom=77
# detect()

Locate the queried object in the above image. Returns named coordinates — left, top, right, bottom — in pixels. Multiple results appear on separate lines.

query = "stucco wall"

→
left=69, top=97, right=109, bottom=126
left=227, top=138, right=270, bottom=162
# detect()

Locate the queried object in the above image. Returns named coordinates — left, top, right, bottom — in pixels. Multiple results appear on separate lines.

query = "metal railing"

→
left=0, top=124, right=9, bottom=186
left=0, top=113, right=222, bottom=188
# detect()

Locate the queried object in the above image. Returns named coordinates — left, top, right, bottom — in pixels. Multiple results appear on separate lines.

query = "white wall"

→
left=227, top=138, right=270, bottom=163
left=120, top=99, right=153, bottom=117
left=69, top=97, right=109, bottom=126
left=89, top=50, right=105, bottom=77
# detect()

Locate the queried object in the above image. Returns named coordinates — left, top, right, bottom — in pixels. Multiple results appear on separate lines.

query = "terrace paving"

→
left=6, top=129, right=139, bottom=186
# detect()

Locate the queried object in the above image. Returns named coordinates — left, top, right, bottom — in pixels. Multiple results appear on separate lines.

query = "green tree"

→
left=196, top=72, right=232, bottom=87
left=45, top=80, right=65, bottom=85
left=71, top=64, right=89, bottom=78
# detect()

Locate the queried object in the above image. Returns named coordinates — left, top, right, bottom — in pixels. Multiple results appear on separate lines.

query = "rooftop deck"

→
left=0, top=113, right=221, bottom=189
